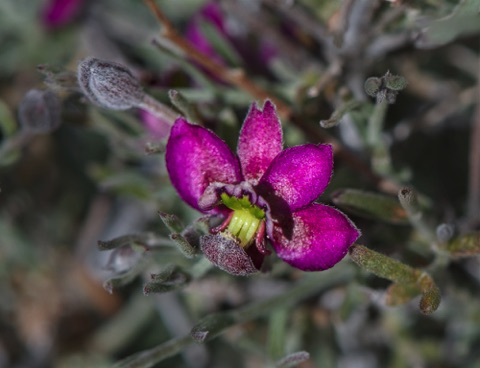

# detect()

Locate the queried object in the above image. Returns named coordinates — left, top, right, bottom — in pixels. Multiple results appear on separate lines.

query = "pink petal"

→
left=258, top=144, right=333, bottom=211
left=185, top=3, right=226, bottom=66
left=166, top=118, right=242, bottom=212
left=271, top=204, right=360, bottom=271
left=237, top=100, right=283, bottom=183
left=199, top=3, right=226, bottom=32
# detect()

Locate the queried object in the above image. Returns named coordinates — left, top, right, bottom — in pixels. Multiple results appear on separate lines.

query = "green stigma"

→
left=221, top=193, right=265, bottom=248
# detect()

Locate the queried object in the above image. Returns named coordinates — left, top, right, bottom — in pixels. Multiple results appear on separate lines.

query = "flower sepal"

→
left=200, top=234, right=262, bottom=276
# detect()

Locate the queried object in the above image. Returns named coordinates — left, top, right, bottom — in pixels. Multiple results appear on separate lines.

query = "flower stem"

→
left=349, top=244, right=441, bottom=314
left=367, top=99, right=388, bottom=148
left=137, top=94, right=178, bottom=124
left=398, top=187, right=437, bottom=245
left=113, top=335, right=193, bottom=368
left=267, top=308, right=288, bottom=360
left=368, top=100, right=393, bottom=176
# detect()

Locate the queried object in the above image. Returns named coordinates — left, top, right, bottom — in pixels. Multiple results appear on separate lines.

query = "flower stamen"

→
left=220, top=193, right=266, bottom=248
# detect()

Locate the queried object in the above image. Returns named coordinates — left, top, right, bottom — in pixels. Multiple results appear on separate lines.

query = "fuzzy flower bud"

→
left=364, top=77, right=382, bottom=97
left=384, top=74, right=408, bottom=91
left=365, top=71, right=407, bottom=104
left=18, top=89, right=61, bottom=133
left=77, top=57, right=145, bottom=110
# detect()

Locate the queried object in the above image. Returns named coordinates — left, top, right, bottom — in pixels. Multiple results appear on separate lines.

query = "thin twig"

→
left=307, top=61, right=343, bottom=97
left=138, top=94, right=178, bottom=123
left=371, top=4, right=406, bottom=36
left=144, top=0, right=290, bottom=117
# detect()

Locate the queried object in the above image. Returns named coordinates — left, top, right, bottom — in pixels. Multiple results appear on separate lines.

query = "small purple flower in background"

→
left=166, top=100, right=360, bottom=276
left=185, top=1, right=278, bottom=78
left=41, top=0, right=84, bottom=29
left=185, top=2, right=227, bottom=66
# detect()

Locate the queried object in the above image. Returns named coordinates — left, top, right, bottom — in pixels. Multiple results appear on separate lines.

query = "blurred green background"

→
left=0, top=0, right=479, bottom=367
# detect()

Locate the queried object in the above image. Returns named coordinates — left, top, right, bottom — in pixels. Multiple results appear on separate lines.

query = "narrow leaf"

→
left=332, top=189, right=408, bottom=224
left=446, top=232, right=480, bottom=257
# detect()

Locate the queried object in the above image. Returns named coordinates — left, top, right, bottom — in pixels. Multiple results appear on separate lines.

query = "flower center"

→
left=220, top=193, right=265, bottom=248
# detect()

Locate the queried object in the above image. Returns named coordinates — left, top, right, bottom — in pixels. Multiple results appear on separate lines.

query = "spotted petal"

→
left=166, top=118, right=242, bottom=212
left=258, top=144, right=333, bottom=211
left=237, top=100, right=283, bottom=183
left=271, top=204, right=360, bottom=271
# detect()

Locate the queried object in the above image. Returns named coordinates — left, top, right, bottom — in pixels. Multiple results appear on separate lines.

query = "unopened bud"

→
left=364, top=77, right=381, bottom=97
left=77, top=57, right=144, bottom=110
left=385, top=74, right=408, bottom=91
left=365, top=72, right=407, bottom=104
left=18, top=89, right=61, bottom=133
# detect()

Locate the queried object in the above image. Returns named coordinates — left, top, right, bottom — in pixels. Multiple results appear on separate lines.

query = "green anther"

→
left=220, top=193, right=265, bottom=247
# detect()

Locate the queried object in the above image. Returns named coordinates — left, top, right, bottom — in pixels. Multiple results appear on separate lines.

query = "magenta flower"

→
left=185, top=2, right=227, bottom=66
left=41, top=0, right=84, bottom=29
left=166, top=101, right=360, bottom=276
left=184, top=2, right=277, bottom=79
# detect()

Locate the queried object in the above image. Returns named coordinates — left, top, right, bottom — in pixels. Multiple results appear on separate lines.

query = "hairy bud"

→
left=365, top=71, right=407, bottom=104
left=364, top=77, right=382, bottom=97
left=77, top=57, right=144, bottom=110
left=18, top=89, right=61, bottom=133
left=385, top=74, right=408, bottom=91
